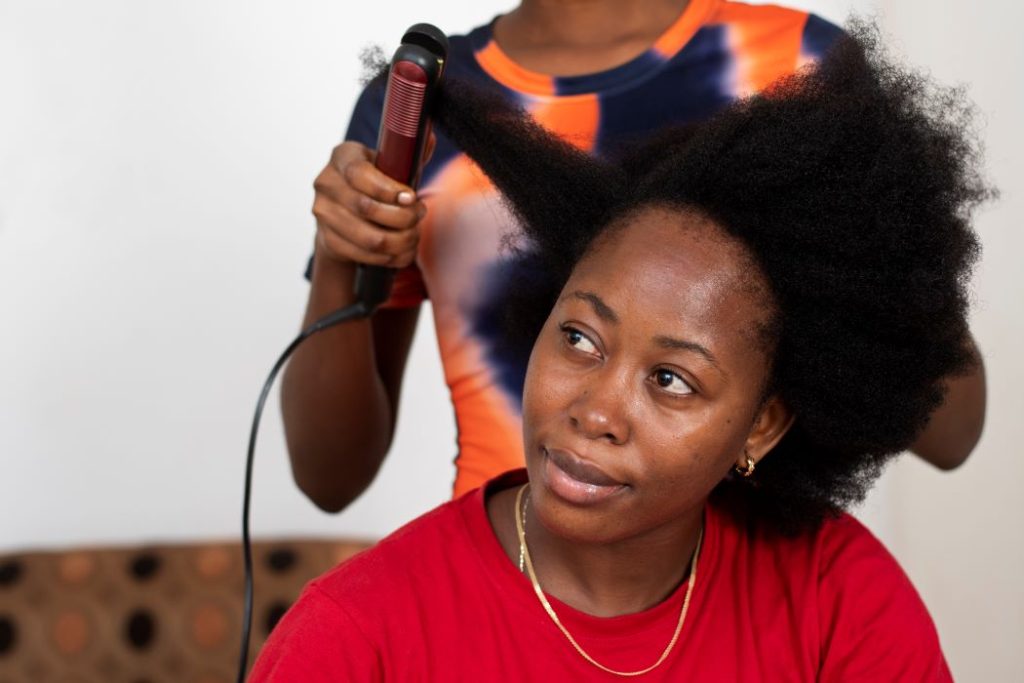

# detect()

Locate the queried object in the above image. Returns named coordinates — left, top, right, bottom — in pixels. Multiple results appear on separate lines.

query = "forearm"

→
left=910, top=335, right=986, bottom=470
left=281, top=252, right=393, bottom=512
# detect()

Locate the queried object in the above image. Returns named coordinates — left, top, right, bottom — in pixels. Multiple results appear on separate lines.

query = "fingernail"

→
left=397, top=191, right=415, bottom=205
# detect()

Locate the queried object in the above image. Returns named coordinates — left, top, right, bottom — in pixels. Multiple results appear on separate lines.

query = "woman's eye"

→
left=653, top=369, right=693, bottom=396
left=562, top=327, right=599, bottom=356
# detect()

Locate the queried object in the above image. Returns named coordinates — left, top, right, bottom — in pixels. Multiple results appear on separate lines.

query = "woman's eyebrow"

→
left=564, top=290, right=619, bottom=324
left=653, top=335, right=721, bottom=370
left=563, top=289, right=723, bottom=373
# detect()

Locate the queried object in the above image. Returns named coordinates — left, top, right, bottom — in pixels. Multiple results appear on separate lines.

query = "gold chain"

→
left=517, top=490, right=530, bottom=572
left=514, top=484, right=702, bottom=677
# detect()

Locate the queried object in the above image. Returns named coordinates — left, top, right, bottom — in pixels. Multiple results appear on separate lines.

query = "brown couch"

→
left=0, top=538, right=372, bottom=682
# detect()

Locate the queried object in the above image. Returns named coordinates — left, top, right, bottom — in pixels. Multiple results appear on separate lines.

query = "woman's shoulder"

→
left=814, top=511, right=902, bottom=575
left=315, top=489, right=478, bottom=594
left=311, top=471, right=524, bottom=609
left=813, top=514, right=951, bottom=679
left=249, top=495, right=479, bottom=681
left=710, top=497, right=904, bottom=570
left=705, top=502, right=951, bottom=678
left=711, top=505, right=950, bottom=680
left=712, top=503, right=932, bottom=611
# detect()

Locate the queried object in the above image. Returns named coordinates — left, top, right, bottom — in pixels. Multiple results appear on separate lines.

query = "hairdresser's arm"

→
left=909, top=335, right=986, bottom=470
left=281, top=141, right=425, bottom=512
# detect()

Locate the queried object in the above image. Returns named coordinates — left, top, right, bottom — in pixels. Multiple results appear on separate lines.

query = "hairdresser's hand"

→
left=312, top=140, right=431, bottom=270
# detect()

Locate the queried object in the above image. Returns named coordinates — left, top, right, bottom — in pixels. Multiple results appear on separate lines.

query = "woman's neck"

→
left=488, top=485, right=704, bottom=618
left=494, top=0, right=692, bottom=76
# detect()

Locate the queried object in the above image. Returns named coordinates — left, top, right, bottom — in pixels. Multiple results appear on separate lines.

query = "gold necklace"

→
left=517, top=490, right=530, bottom=572
left=514, top=484, right=702, bottom=677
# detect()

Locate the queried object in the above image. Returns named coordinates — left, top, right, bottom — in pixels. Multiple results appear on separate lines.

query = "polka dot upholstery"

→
left=0, top=538, right=372, bottom=682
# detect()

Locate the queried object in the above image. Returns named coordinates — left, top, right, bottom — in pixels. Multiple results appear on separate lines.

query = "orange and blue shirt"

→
left=340, top=0, right=843, bottom=497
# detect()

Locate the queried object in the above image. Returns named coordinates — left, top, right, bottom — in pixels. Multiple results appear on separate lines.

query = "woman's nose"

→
left=567, top=372, right=630, bottom=445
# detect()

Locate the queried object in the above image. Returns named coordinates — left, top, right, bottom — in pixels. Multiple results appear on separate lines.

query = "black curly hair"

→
left=429, top=22, right=988, bottom=535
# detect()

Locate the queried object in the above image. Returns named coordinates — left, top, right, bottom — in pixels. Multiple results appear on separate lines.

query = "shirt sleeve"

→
left=345, top=77, right=386, bottom=147
left=816, top=516, right=953, bottom=682
left=249, top=582, right=383, bottom=681
left=799, top=14, right=846, bottom=65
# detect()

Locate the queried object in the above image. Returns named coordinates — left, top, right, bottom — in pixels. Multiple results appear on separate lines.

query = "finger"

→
left=329, top=140, right=372, bottom=172
left=315, top=141, right=373, bottom=204
left=389, top=241, right=420, bottom=269
left=314, top=162, right=425, bottom=231
left=333, top=211, right=420, bottom=256
left=345, top=158, right=416, bottom=206
left=319, top=232, right=391, bottom=267
left=336, top=181, right=426, bottom=231
left=353, top=193, right=426, bottom=231
left=315, top=201, right=420, bottom=257
left=320, top=226, right=419, bottom=268
left=313, top=162, right=347, bottom=205
left=317, top=215, right=419, bottom=269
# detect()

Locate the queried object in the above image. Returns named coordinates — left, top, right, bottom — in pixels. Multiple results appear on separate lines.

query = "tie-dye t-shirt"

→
left=341, top=0, right=843, bottom=497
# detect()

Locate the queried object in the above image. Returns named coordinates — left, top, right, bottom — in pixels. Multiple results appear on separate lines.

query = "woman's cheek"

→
left=644, top=418, right=733, bottom=490
left=522, top=352, right=569, bottom=443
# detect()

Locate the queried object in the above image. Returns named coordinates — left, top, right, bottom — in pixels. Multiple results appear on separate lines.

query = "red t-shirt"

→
left=250, top=471, right=951, bottom=681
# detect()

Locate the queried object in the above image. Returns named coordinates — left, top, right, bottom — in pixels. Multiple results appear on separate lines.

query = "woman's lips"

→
left=541, top=447, right=626, bottom=505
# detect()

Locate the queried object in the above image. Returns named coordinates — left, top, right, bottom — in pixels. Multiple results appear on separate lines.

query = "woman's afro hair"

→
left=430, top=21, right=989, bottom=535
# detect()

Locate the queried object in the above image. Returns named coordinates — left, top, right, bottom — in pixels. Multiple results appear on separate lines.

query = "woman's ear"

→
left=739, top=396, right=795, bottom=469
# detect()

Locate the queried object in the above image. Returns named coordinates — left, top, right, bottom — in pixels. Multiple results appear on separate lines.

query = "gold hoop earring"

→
left=734, top=452, right=756, bottom=478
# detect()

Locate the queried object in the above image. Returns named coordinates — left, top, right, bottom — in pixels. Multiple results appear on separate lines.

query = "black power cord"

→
left=235, top=301, right=371, bottom=683
left=233, top=24, right=446, bottom=679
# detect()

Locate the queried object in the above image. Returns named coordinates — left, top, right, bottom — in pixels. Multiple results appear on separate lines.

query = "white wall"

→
left=1, top=1, right=1020, bottom=679
left=865, top=3, right=1024, bottom=679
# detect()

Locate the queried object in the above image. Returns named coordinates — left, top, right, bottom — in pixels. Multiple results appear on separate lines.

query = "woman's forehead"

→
left=566, top=208, right=774, bottom=349
left=574, top=208, right=758, bottom=299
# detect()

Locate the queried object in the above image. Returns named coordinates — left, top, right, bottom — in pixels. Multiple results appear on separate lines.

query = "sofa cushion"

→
left=0, top=537, right=372, bottom=682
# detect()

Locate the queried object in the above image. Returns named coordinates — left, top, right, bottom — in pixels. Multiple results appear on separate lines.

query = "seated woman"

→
left=251, top=24, right=985, bottom=681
